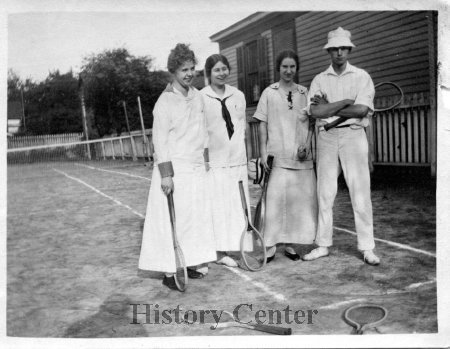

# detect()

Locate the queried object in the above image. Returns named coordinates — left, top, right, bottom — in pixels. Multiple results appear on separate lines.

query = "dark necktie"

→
left=214, top=96, right=234, bottom=139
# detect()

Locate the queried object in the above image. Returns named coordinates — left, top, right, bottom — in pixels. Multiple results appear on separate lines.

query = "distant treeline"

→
left=7, top=48, right=203, bottom=138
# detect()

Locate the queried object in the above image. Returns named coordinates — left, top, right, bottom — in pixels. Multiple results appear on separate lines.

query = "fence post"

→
left=137, top=96, right=151, bottom=161
left=130, top=135, right=138, bottom=161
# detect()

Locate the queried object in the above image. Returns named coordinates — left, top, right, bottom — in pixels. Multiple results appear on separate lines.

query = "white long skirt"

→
left=264, top=167, right=318, bottom=247
left=208, top=164, right=249, bottom=252
left=138, top=163, right=217, bottom=273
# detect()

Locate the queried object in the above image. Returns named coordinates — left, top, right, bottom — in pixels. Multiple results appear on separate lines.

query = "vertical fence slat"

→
left=388, top=110, right=394, bottom=162
left=376, top=115, right=382, bottom=162
left=394, top=109, right=400, bottom=163
left=406, top=109, right=413, bottom=163
left=413, top=108, right=420, bottom=163
left=400, top=109, right=407, bottom=163
left=420, top=107, right=427, bottom=163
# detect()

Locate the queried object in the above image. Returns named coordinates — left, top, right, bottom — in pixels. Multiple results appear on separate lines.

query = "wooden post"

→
left=122, top=101, right=131, bottom=135
left=137, top=96, right=151, bottom=161
left=79, top=77, right=92, bottom=160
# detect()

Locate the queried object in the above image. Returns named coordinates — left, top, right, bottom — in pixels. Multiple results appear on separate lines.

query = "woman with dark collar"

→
left=254, top=50, right=318, bottom=263
left=201, top=54, right=249, bottom=267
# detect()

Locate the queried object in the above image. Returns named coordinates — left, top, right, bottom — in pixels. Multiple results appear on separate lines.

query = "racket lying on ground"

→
left=167, top=192, right=187, bottom=292
left=239, top=180, right=267, bottom=271
left=323, top=81, right=404, bottom=131
left=212, top=311, right=292, bottom=335
left=344, top=304, right=388, bottom=334
left=253, top=155, right=274, bottom=232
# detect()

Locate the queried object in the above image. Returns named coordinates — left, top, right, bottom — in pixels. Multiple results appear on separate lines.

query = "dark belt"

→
left=335, top=124, right=351, bottom=128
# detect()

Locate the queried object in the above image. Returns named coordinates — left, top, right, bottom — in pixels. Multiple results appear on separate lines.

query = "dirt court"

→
left=6, top=160, right=437, bottom=338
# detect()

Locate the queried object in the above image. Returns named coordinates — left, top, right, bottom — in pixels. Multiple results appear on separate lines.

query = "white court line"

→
left=225, top=266, right=287, bottom=302
left=55, top=169, right=287, bottom=302
left=249, top=205, right=435, bottom=258
left=319, top=298, right=367, bottom=310
left=334, top=227, right=436, bottom=258
left=53, top=168, right=145, bottom=218
left=75, top=163, right=151, bottom=181
left=406, top=278, right=436, bottom=290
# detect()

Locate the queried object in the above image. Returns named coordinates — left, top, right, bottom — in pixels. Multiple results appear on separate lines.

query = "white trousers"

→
left=315, top=127, right=375, bottom=250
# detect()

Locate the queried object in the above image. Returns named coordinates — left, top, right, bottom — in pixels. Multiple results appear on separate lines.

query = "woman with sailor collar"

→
left=201, top=54, right=249, bottom=268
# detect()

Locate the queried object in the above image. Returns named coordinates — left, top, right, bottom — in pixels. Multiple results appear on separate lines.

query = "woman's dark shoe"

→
left=187, top=268, right=205, bottom=279
left=162, top=276, right=178, bottom=290
left=284, top=250, right=301, bottom=261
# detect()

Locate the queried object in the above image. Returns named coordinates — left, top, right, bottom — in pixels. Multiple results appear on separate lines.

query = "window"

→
left=236, top=37, right=269, bottom=106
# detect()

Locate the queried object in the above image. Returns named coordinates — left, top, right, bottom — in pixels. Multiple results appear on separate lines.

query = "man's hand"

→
left=161, top=176, right=174, bottom=196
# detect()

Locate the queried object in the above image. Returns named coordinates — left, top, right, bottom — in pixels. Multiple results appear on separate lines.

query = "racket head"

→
left=374, top=81, right=404, bottom=112
left=240, top=223, right=267, bottom=271
left=344, top=304, right=388, bottom=334
left=167, top=192, right=187, bottom=292
left=173, top=245, right=187, bottom=292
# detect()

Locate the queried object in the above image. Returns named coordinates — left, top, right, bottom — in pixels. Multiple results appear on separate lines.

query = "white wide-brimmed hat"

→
left=323, top=27, right=355, bottom=49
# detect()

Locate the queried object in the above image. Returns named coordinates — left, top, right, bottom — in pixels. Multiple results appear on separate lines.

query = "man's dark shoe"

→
left=162, top=275, right=178, bottom=290
left=284, top=250, right=301, bottom=261
left=187, top=268, right=205, bottom=279
left=266, top=254, right=275, bottom=264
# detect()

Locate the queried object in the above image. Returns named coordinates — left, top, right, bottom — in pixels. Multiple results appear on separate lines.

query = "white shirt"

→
left=253, top=82, right=313, bottom=169
left=152, top=84, right=208, bottom=166
left=201, top=84, right=247, bottom=167
left=306, top=62, right=375, bottom=128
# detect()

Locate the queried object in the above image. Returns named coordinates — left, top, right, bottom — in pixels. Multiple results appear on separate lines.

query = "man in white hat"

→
left=303, top=27, right=380, bottom=265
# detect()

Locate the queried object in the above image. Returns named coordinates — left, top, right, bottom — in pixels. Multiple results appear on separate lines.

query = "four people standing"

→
left=140, top=27, right=380, bottom=290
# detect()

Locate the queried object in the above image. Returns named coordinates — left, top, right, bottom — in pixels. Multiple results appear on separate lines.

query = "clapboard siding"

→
left=220, top=43, right=242, bottom=89
left=262, top=30, right=275, bottom=83
left=296, top=11, right=430, bottom=98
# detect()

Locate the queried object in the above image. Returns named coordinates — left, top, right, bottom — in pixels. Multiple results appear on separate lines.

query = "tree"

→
left=80, top=48, right=170, bottom=138
left=23, top=70, right=82, bottom=135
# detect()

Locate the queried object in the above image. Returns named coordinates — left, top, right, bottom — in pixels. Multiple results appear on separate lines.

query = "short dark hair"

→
left=275, top=50, right=300, bottom=72
left=204, top=54, right=231, bottom=82
left=167, top=43, right=197, bottom=74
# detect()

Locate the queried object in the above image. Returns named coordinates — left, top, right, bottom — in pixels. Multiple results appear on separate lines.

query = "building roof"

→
left=209, top=12, right=272, bottom=42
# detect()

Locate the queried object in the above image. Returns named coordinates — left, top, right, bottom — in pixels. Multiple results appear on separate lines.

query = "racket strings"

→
left=347, top=307, right=386, bottom=324
left=241, top=229, right=266, bottom=270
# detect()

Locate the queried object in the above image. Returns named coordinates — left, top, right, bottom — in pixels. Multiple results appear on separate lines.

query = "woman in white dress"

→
left=201, top=54, right=249, bottom=267
left=253, top=50, right=318, bottom=263
left=138, top=44, right=216, bottom=290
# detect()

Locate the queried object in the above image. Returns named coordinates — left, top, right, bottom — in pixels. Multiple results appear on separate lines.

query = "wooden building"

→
left=210, top=11, right=437, bottom=175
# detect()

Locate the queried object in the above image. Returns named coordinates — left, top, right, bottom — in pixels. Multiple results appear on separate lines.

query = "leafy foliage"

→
left=80, top=48, right=170, bottom=137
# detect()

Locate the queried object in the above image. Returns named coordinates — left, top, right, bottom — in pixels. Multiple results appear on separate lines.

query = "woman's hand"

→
left=161, top=176, right=174, bottom=196
left=297, top=144, right=311, bottom=161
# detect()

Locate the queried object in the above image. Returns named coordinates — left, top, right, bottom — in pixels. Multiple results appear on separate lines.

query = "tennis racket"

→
left=344, top=304, right=388, bottom=334
left=253, top=155, right=274, bottom=232
left=212, top=311, right=292, bottom=335
left=167, top=192, right=187, bottom=292
left=239, top=180, right=267, bottom=271
left=324, top=81, right=404, bottom=131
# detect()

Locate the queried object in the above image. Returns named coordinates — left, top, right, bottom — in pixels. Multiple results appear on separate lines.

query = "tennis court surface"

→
left=7, top=158, right=436, bottom=337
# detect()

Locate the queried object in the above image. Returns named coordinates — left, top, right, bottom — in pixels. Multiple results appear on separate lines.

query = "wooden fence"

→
left=7, top=130, right=153, bottom=163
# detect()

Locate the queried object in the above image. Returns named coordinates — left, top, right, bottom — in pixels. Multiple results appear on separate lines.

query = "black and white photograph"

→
left=1, top=0, right=449, bottom=348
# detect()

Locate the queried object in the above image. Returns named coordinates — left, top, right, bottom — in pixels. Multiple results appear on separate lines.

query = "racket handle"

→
left=238, top=181, right=249, bottom=216
left=324, top=117, right=346, bottom=131
left=267, top=154, right=274, bottom=169
left=252, top=323, right=292, bottom=335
